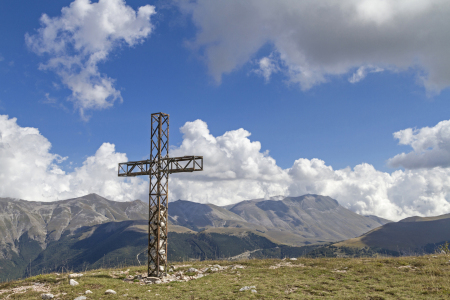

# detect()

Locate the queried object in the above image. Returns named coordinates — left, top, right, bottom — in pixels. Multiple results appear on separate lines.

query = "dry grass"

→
left=1, top=254, right=450, bottom=299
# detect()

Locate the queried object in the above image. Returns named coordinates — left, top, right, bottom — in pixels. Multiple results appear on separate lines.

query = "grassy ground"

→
left=1, top=254, right=449, bottom=299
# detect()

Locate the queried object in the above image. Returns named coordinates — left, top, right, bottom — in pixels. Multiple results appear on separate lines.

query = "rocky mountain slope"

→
left=0, top=193, right=147, bottom=256
left=169, top=194, right=391, bottom=245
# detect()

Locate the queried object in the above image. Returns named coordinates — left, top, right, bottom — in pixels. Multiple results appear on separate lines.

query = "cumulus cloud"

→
left=169, top=120, right=290, bottom=204
left=2, top=113, right=450, bottom=221
left=26, top=0, right=156, bottom=119
left=179, top=0, right=450, bottom=93
left=0, top=114, right=147, bottom=201
left=388, top=119, right=450, bottom=169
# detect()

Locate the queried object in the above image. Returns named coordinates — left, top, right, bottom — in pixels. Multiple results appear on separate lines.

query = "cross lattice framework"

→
left=118, top=112, right=203, bottom=277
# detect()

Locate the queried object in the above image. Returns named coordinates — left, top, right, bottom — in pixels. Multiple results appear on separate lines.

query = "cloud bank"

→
left=2, top=114, right=450, bottom=221
left=180, top=0, right=450, bottom=94
left=26, top=0, right=156, bottom=119
left=0, top=115, right=147, bottom=202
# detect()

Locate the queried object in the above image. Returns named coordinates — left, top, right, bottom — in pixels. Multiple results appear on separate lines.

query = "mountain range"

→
left=0, top=193, right=390, bottom=280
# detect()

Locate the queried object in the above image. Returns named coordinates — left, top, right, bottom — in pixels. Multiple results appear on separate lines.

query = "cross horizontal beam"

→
left=118, top=156, right=203, bottom=177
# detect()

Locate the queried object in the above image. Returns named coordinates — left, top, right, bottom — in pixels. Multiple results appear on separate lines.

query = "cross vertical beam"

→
left=149, top=112, right=169, bottom=277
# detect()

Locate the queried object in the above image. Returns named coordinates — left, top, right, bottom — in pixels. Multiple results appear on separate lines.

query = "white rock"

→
left=41, top=294, right=54, bottom=299
left=187, top=268, right=198, bottom=273
left=69, top=273, right=84, bottom=278
left=210, top=267, right=219, bottom=272
left=69, top=279, right=79, bottom=286
left=251, top=289, right=257, bottom=293
left=85, top=290, right=93, bottom=294
left=239, top=286, right=256, bottom=292
left=105, top=289, right=117, bottom=295
left=290, top=258, right=298, bottom=261
left=74, top=297, right=87, bottom=300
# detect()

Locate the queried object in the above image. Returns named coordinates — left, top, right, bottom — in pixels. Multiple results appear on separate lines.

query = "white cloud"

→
left=254, top=54, right=280, bottom=82
left=388, top=119, right=450, bottom=169
left=26, top=0, right=156, bottom=119
left=169, top=120, right=290, bottom=204
left=2, top=113, right=450, bottom=221
left=348, top=65, right=384, bottom=84
left=0, top=114, right=146, bottom=201
left=179, top=0, right=450, bottom=93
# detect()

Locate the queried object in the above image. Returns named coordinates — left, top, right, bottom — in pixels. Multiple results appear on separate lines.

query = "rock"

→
left=69, top=273, right=83, bottom=278
left=105, top=289, right=117, bottom=295
left=41, top=294, right=54, bottom=299
left=187, top=268, right=198, bottom=273
left=85, top=290, right=93, bottom=294
left=74, top=297, right=87, bottom=300
left=210, top=267, right=219, bottom=272
left=69, top=279, right=79, bottom=286
left=251, top=289, right=257, bottom=293
left=123, top=275, right=135, bottom=281
left=169, top=268, right=174, bottom=272
left=231, top=265, right=244, bottom=270
left=290, top=258, right=298, bottom=261
left=239, top=286, right=256, bottom=292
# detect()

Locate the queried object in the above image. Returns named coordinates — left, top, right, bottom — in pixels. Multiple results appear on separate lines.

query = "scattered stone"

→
left=105, top=289, right=117, bottom=295
left=41, top=294, right=54, bottom=299
left=146, top=277, right=161, bottom=284
left=74, top=296, right=87, bottom=300
left=240, top=286, right=256, bottom=292
left=187, top=268, right=198, bottom=273
left=290, top=258, right=298, bottom=261
left=210, top=267, right=219, bottom=272
left=69, top=273, right=84, bottom=278
left=169, top=268, right=174, bottom=272
left=251, top=289, right=257, bottom=293
left=69, top=279, right=79, bottom=286
left=269, top=261, right=305, bottom=269
left=231, top=265, right=245, bottom=270
left=85, top=290, right=93, bottom=294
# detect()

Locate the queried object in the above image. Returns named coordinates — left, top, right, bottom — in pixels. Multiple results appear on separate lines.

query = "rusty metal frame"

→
left=117, top=112, right=203, bottom=277
left=118, top=156, right=203, bottom=177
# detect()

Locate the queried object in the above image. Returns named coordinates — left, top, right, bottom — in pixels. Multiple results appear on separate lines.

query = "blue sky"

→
left=1, top=0, right=450, bottom=220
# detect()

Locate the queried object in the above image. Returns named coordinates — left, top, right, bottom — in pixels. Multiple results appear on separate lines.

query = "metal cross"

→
left=118, top=112, right=203, bottom=277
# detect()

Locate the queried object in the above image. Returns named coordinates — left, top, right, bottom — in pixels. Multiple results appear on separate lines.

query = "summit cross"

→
left=118, top=112, right=203, bottom=277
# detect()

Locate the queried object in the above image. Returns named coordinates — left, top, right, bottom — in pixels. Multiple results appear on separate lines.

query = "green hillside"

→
left=334, top=214, right=450, bottom=253
left=0, top=220, right=320, bottom=281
